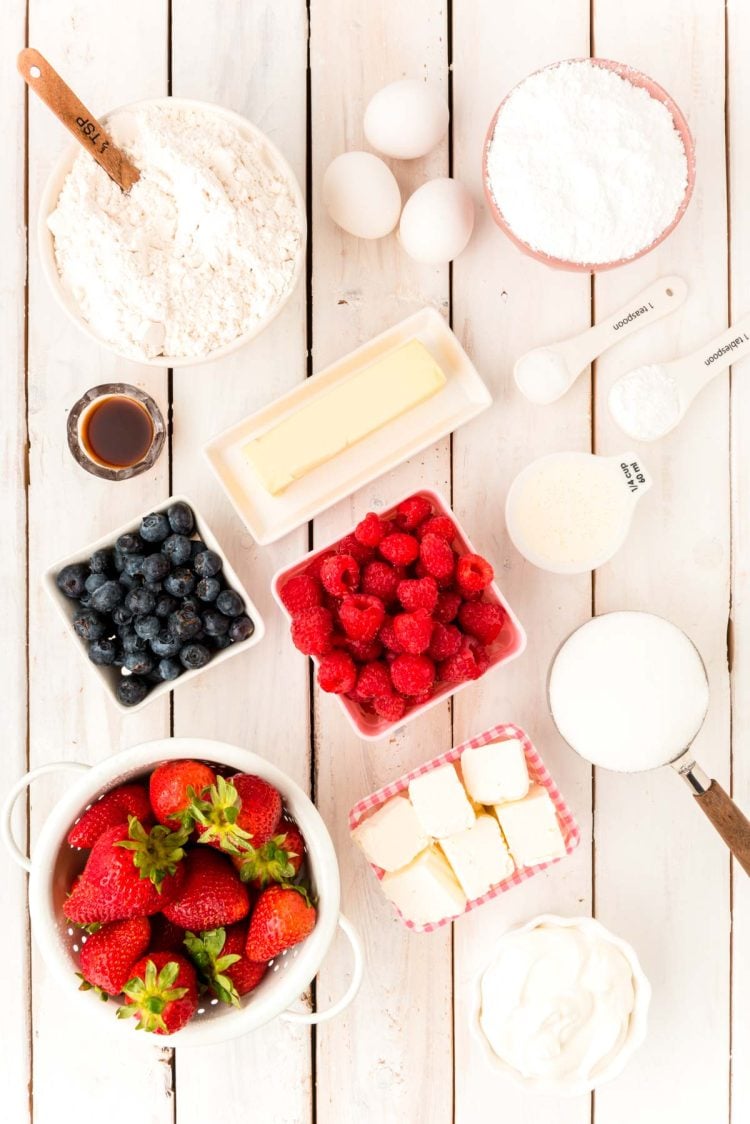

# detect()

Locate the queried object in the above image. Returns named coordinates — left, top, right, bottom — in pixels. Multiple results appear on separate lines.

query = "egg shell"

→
left=322, top=151, right=401, bottom=240
left=399, top=178, right=475, bottom=264
left=364, top=79, right=449, bottom=160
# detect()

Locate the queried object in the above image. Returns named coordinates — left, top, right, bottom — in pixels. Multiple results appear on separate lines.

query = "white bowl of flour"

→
left=40, top=98, right=306, bottom=366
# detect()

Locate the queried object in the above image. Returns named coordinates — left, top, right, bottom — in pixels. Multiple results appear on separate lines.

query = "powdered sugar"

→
left=486, top=61, right=688, bottom=265
left=608, top=364, right=682, bottom=441
left=47, top=102, right=304, bottom=360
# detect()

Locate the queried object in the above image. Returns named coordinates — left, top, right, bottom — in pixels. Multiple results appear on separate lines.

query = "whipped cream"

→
left=478, top=919, right=638, bottom=1090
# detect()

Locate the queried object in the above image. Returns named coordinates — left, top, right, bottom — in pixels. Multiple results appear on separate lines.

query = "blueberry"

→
left=112, top=649, right=125, bottom=668
left=78, top=593, right=92, bottom=609
left=88, top=638, right=118, bottom=665
left=88, top=549, right=111, bottom=574
left=140, top=512, right=170, bottom=544
left=118, top=571, right=143, bottom=592
left=202, top=609, right=230, bottom=637
left=216, top=589, right=244, bottom=617
left=190, top=539, right=207, bottom=560
left=164, top=568, right=196, bottom=598
left=150, top=629, right=182, bottom=658
left=193, top=550, right=222, bottom=579
left=56, top=563, right=88, bottom=599
left=117, top=676, right=149, bottom=707
left=229, top=615, right=255, bottom=642
left=168, top=607, right=202, bottom=642
left=124, top=650, right=155, bottom=676
left=155, top=593, right=178, bottom=619
left=167, top=502, right=195, bottom=536
left=125, top=587, right=156, bottom=616
left=112, top=550, right=126, bottom=573
left=209, top=633, right=232, bottom=652
left=134, top=614, right=160, bottom=640
left=196, top=577, right=221, bottom=602
left=142, top=553, right=171, bottom=583
left=90, top=581, right=124, bottom=613
left=116, top=533, right=142, bottom=555
left=156, top=657, right=182, bottom=682
left=144, top=581, right=165, bottom=596
left=112, top=604, right=133, bottom=627
left=73, top=609, right=108, bottom=642
left=181, top=596, right=201, bottom=616
left=85, top=572, right=108, bottom=595
left=179, top=642, right=211, bottom=671
left=121, top=629, right=148, bottom=655
left=161, top=533, right=192, bottom=567
left=123, top=553, right=145, bottom=577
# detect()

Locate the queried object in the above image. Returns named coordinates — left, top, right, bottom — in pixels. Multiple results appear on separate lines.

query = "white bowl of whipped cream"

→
left=39, top=98, right=306, bottom=367
left=473, top=914, right=651, bottom=1096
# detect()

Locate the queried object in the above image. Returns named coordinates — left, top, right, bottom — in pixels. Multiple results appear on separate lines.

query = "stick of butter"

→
left=440, top=814, right=515, bottom=900
left=242, top=339, right=447, bottom=495
left=493, top=785, right=567, bottom=867
left=351, top=794, right=429, bottom=872
left=381, top=847, right=467, bottom=926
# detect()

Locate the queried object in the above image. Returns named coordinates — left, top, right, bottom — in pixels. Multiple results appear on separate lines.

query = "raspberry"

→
left=458, top=601, right=505, bottom=644
left=373, top=694, right=406, bottom=722
left=307, top=552, right=335, bottom=582
left=379, top=532, right=419, bottom=567
left=465, top=637, right=491, bottom=675
left=343, top=636, right=383, bottom=662
left=438, top=642, right=480, bottom=683
left=320, top=553, right=360, bottom=596
left=361, top=560, right=401, bottom=602
left=291, top=607, right=334, bottom=656
left=419, top=533, right=455, bottom=582
left=378, top=615, right=402, bottom=652
left=390, top=653, right=435, bottom=696
left=336, top=533, right=374, bottom=565
left=428, top=622, right=462, bottom=661
left=279, top=573, right=322, bottom=616
left=317, top=651, right=357, bottom=694
left=393, top=609, right=434, bottom=655
left=416, top=515, right=456, bottom=542
left=354, top=512, right=387, bottom=548
left=395, top=495, right=432, bottom=530
left=356, top=660, right=393, bottom=699
left=396, top=576, right=438, bottom=613
left=410, top=690, right=433, bottom=707
left=456, top=553, right=494, bottom=595
left=434, top=590, right=462, bottom=624
left=339, top=594, right=385, bottom=642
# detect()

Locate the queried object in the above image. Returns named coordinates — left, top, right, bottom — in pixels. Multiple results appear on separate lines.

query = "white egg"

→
left=364, top=79, right=449, bottom=160
left=322, top=151, right=401, bottom=239
left=399, top=178, right=475, bottom=264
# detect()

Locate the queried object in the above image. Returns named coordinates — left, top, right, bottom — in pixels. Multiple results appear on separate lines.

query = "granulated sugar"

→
left=486, top=61, right=688, bottom=265
left=608, top=364, right=681, bottom=441
left=48, top=102, right=304, bottom=360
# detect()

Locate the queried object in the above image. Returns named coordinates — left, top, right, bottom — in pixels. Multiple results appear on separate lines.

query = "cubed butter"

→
left=440, top=814, right=515, bottom=900
left=243, top=339, right=446, bottom=495
left=408, top=763, right=476, bottom=838
left=493, top=785, right=567, bottom=868
left=381, top=847, right=467, bottom=925
left=351, top=794, right=429, bottom=872
left=460, top=737, right=530, bottom=805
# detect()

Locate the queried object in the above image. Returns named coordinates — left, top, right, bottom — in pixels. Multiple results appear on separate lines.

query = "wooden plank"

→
left=451, top=4, right=593, bottom=1123
left=591, top=3, right=731, bottom=1122
left=0, top=2, right=32, bottom=1121
left=309, top=3, right=453, bottom=1121
left=26, top=2, right=174, bottom=1119
left=168, top=3, right=312, bottom=1122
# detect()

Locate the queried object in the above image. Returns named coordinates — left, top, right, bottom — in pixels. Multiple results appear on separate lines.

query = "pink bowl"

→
left=482, top=57, right=696, bottom=273
left=271, top=489, right=526, bottom=741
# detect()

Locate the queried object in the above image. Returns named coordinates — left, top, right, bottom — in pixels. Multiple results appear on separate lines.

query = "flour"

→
left=608, top=364, right=681, bottom=441
left=48, top=102, right=304, bottom=360
left=486, top=61, right=688, bottom=264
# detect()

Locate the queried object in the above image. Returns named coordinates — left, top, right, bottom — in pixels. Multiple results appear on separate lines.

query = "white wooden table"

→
left=2, top=1, right=748, bottom=1121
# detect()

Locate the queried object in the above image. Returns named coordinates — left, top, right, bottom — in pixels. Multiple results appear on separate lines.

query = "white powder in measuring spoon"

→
left=514, top=348, right=571, bottom=404
left=486, top=61, right=688, bottom=264
left=608, top=364, right=682, bottom=440
left=47, top=102, right=304, bottom=360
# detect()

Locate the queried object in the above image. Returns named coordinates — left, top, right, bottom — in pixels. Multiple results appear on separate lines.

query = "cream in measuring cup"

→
left=505, top=451, right=651, bottom=574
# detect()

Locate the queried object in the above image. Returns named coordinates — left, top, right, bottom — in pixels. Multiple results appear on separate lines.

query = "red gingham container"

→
left=271, top=489, right=526, bottom=741
left=348, top=722, right=580, bottom=932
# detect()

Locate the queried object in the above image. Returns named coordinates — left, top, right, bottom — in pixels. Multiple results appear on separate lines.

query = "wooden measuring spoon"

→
left=514, top=275, right=689, bottom=405
left=18, top=48, right=140, bottom=192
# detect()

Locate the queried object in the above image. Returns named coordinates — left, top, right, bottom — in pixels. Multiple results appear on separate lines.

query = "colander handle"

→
left=1, top=762, right=90, bottom=872
left=281, top=914, right=364, bottom=1025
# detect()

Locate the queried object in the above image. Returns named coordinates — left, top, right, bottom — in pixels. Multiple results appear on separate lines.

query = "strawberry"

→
left=67, top=784, right=153, bottom=849
left=65, top=818, right=188, bottom=924
left=149, top=759, right=216, bottom=828
left=190, top=774, right=283, bottom=855
left=231, top=821, right=305, bottom=889
left=77, top=917, right=151, bottom=997
left=162, top=847, right=250, bottom=930
left=149, top=913, right=187, bottom=954
left=184, top=924, right=266, bottom=1007
left=245, top=884, right=316, bottom=961
left=117, top=952, right=198, bottom=1035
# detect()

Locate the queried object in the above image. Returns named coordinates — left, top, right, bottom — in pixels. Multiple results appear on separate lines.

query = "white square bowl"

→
left=43, top=494, right=265, bottom=714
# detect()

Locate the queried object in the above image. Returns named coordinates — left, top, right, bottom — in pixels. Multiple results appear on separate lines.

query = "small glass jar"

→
left=67, top=383, right=166, bottom=481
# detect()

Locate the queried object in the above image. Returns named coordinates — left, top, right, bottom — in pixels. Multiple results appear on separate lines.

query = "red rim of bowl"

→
left=482, top=57, right=697, bottom=273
